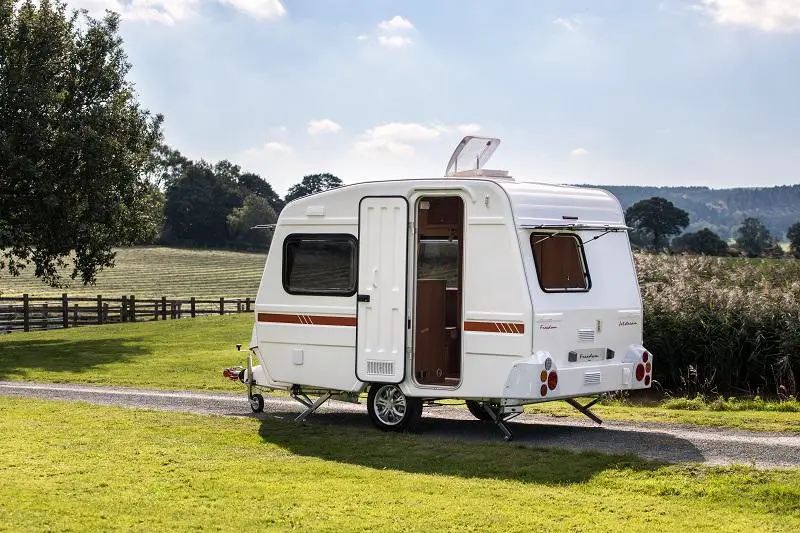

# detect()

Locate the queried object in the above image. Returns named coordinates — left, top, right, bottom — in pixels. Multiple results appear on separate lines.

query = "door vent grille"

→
left=584, top=372, right=602, bottom=385
left=367, top=360, right=394, bottom=376
left=577, top=329, right=595, bottom=342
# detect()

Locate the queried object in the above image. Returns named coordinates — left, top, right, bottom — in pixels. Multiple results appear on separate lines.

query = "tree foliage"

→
left=285, top=173, right=343, bottom=203
left=162, top=162, right=242, bottom=247
left=227, top=194, right=277, bottom=251
left=735, top=217, right=780, bottom=258
left=788, top=222, right=800, bottom=259
left=238, top=172, right=284, bottom=213
left=624, top=197, right=690, bottom=250
left=0, top=0, right=164, bottom=286
left=671, top=228, right=729, bottom=256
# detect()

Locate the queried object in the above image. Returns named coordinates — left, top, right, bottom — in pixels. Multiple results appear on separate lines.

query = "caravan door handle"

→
left=357, top=294, right=371, bottom=303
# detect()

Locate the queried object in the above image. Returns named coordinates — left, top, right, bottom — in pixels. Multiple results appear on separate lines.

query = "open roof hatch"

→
left=444, top=136, right=510, bottom=179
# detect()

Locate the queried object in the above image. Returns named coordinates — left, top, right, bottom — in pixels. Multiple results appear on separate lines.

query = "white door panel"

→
left=356, top=197, right=408, bottom=383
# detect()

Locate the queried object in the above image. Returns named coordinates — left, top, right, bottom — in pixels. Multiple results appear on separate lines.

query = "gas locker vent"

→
left=577, top=329, right=595, bottom=343
left=584, top=372, right=602, bottom=385
left=367, top=360, right=395, bottom=376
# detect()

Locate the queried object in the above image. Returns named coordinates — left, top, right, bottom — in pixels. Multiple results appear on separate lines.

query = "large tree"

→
left=162, top=162, right=243, bottom=247
left=238, top=172, right=284, bottom=213
left=788, top=222, right=800, bottom=259
left=735, top=217, right=778, bottom=258
left=285, top=173, right=343, bottom=203
left=0, top=1, right=163, bottom=286
left=670, top=228, right=729, bottom=256
left=624, top=197, right=690, bottom=251
left=227, top=194, right=278, bottom=251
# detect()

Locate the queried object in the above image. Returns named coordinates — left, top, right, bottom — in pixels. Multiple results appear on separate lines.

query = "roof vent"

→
left=445, top=136, right=512, bottom=180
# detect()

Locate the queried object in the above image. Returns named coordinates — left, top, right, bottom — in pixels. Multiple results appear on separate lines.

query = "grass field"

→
left=0, top=397, right=798, bottom=532
left=2, top=314, right=800, bottom=433
left=0, top=246, right=266, bottom=298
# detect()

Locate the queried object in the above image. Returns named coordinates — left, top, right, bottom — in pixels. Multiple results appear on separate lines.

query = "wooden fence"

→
left=0, top=294, right=253, bottom=333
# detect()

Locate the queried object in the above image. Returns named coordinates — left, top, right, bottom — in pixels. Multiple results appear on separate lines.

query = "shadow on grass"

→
left=0, top=337, right=148, bottom=379
left=256, top=407, right=703, bottom=485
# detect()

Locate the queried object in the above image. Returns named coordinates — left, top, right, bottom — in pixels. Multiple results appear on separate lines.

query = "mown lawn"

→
left=0, top=397, right=798, bottom=532
left=0, top=246, right=266, bottom=298
left=2, top=313, right=800, bottom=432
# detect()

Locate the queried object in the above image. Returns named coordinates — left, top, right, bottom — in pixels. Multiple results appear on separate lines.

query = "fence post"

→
left=129, top=295, right=136, bottom=322
left=73, top=304, right=78, bottom=327
left=219, top=297, right=225, bottom=315
left=62, top=293, right=69, bottom=329
left=121, top=295, right=128, bottom=323
left=190, top=297, right=196, bottom=318
left=23, top=294, right=29, bottom=332
left=96, top=295, right=103, bottom=325
left=170, top=302, right=176, bottom=320
left=42, top=303, right=49, bottom=330
left=103, top=303, right=109, bottom=323
left=161, top=296, right=167, bottom=320
left=245, top=297, right=251, bottom=312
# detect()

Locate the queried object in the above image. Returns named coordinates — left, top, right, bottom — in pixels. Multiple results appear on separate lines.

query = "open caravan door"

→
left=355, top=197, right=409, bottom=384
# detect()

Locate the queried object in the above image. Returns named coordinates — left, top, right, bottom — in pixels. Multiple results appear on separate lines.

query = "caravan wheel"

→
left=367, top=384, right=422, bottom=432
left=465, top=400, right=493, bottom=422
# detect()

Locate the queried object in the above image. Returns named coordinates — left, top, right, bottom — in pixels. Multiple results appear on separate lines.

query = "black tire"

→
left=249, top=393, right=264, bottom=413
left=465, top=400, right=493, bottom=422
left=367, top=383, right=422, bottom=432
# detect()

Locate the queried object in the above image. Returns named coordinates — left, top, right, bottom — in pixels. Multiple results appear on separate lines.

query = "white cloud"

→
left=65, top=0, right=286, bottom=25
left=307, top=119, right=342, bottom=135
left=377, top=35, right=413, bottom=48
left=456, top=123, right=481, bottom=135
left=219, top=0, right=286, bottom=20
left=356, top=34, right=369, bottom=41
left=355, top=122, right=481, bottom=156
left=553, top=17, right=581, bottom=31
left=66, top=1, right=198, bottom=24
left=378, top=15, right=414, bottom=32
left=570, top=147, right=589, bottom=157
left=697, top=0, right=800, bottom=31
left=254, top=141, right=292, bottom=154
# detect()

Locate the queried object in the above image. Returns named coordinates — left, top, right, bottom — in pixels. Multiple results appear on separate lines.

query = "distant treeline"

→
left=146, top=145, right=343, bottom=252
left=585, top=184, right=800, bottom=240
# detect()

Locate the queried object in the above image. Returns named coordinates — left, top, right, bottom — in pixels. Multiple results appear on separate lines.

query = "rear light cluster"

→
left=635, top=350, right=652, bottom=386
left=539, top=367, right=558, bottom=396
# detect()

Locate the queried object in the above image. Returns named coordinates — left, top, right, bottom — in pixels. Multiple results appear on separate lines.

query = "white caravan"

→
left=225, top=136, right=653, bottom=440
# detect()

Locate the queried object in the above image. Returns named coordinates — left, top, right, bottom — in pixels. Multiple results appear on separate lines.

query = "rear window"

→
left=530, top=233, right=591, bottom=292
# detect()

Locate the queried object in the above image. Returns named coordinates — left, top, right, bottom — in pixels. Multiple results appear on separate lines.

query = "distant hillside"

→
left=580, top=184, right=800, bottom=240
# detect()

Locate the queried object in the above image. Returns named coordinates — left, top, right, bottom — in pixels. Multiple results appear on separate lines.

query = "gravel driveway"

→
left=2, top=380, right=799, bottom=468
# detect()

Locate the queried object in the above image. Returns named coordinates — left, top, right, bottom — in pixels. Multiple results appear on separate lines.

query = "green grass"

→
left=0, top=313, right=252, bottom=391
left=2, top=314, right=800, bottom=433
left=0, top=246, right=266, bottom=298
left=1, top=397, right=798, bottom=532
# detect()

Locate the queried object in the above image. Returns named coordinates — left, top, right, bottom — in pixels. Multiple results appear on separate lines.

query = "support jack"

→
left=565, top=397, right=603, bottom=425
left=481, top=404, right=519, bottom=442
left=291, top=387, right=332, bottom=422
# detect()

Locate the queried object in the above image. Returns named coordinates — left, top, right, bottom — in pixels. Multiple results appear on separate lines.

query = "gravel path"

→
left=2, top=380, right=799, bottom=468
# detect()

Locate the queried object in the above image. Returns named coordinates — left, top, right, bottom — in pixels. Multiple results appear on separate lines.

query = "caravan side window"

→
left=530, top=233, right=591, bottom=292
left=283, top=234, right=357, bottom=296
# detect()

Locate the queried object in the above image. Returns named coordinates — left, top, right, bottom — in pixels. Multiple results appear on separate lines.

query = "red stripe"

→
left=464, top=321, right=525, bottom=334
left=258, top=313, right=356, bottom=327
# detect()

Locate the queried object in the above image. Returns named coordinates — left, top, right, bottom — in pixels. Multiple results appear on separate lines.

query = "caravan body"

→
left=238, top=137, right=653, bottom=437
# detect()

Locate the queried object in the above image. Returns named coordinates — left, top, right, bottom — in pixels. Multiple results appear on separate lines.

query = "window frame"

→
left=282, top=233, right=358, bottom=297
left=530, top=231, right=592, bottom=293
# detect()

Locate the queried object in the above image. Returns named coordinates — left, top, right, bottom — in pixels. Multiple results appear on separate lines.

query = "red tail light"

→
left=547, top=371, right=558, bottom=390
left=635, top=364, right=645, bottom=381
left=642, top=351, right=649, bottom=363
left=540, top=384, right=548, bottom=396
left=644, top=375, right=651, bottom=386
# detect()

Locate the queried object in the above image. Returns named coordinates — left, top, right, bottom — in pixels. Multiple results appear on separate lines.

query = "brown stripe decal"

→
left=464, top=321, right=525, bottom=334
left=258, top=313, right=356, bottom=327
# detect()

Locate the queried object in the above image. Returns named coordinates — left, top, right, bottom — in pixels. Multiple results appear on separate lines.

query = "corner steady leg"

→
left=481, top=404, right=514, bottom=442
left=293, top=391, right=332, bottom=422
left=565, top=397, right=603, bottom=425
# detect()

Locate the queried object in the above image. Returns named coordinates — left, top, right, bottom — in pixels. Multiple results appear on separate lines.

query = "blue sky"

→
left=67, top=1, right=800, bottom=195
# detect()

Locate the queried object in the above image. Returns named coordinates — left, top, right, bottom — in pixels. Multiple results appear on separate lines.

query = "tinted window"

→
left=530, top=233, right=590, bottom=292
left=283, top=234, right=357, bottom=295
